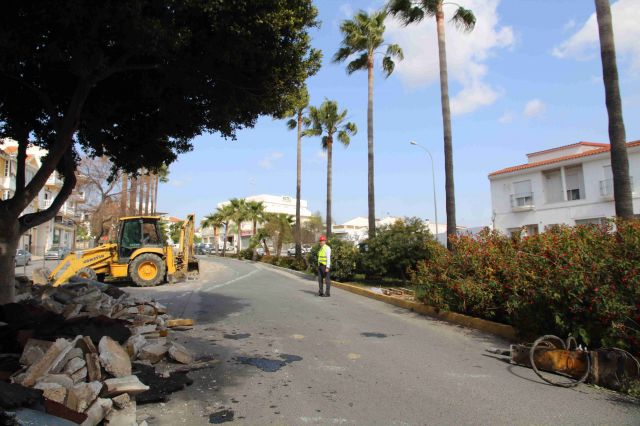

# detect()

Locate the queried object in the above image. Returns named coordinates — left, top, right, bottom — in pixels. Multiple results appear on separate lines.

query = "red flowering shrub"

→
left=410, top=220, right=640, bottom=353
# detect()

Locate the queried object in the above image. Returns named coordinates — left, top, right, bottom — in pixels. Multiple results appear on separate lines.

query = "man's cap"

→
left=319, top=235, right=326, bottom=242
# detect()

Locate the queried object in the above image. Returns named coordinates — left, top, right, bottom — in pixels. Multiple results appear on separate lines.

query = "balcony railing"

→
left=510, top=192, right=534, bottom=210
left=600, top=177, right=634, bottom=198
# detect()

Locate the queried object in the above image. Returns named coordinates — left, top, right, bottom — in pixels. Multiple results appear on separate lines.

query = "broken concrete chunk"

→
left=103, top=376, right=149, bottom=396
left=36, top=374, right=74, bottom=390
left=62, top=303, right=83, bottom=319
left=71, top=367, right=88, bottom=384
left=63, top=357, right=86, bottom=375
left=65, top=381, right=103, bottom=413
left=52, top=348, right=84, bottom=373
left=78, top=336, right=98, bottom=355
left=19, top=338, right=71, bottom=387
left=137, top=344, right=167, bottom=364
left=81, top=397, right=113, bottom=426
left=49, top=336, right=84, bottom=376
left=168, top=343, right=193, bottom=365
left=105, top=401, right=136, bottom=425
left=85, top=353, right=102, bottom=382
left=34, top=382, right=67, bottom=404
left=125, top=335, right=147, bottom=360
left=73, top=290, right=102, bottom=305
left=111, top=393, right=130, bottom=409
left=99, top=336, right=131, bottom=378
left=131, top=325, right=157, bottom=335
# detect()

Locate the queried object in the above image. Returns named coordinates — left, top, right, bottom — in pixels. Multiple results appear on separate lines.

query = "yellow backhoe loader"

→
left=48, top=214, right=199, bottom=287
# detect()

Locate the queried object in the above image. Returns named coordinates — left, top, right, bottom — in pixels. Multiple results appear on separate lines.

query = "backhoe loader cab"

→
left=49, top=215, right=199, bottom=287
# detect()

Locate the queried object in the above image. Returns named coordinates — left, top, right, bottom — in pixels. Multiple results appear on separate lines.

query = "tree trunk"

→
left=326, top=138, right=333, bottom=238
left=295, top=110, right=303, bottom=259
left=144, top=174, right=151, bottom=214
left=221, top=223, right=227, bottom=257
left=149, top=174, right=156, bottom=214
left=436, top=3, right=457, bottom=251
left=137, top=176, right=144, bottom=215
left=152, top=174, right=159, bottom=213
left=0, top=214, right=20, bottom=304
left=120, top=174, right=128, bottom=217
left=129, top=178, right=138, bottom=215
left=262, top=239, right=270, bottom=256
left=595, top=0, right=634, bottom=218
left=367, top=54, right=376, bottom=238
left=236, top=221, right=242, bottom=258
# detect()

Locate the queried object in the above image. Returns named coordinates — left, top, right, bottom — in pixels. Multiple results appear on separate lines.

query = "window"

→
left=543, top=169, right=563, bottom=203
left=524, top=224, right=539, bottom=236
left=142, top=221, right=161, bottom=245
left=564, top=166, right=585, bottom=201
left=511, top=180, right=533, bottom=207
left=120, top=220, right=142, bottom=258
left=575, top=217, right=606, bottom=226
left=3, top=160, right=9, bottom=177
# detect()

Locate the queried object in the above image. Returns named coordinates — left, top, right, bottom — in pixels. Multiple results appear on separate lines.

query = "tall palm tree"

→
left=129, top=176, right=138, bottom=215
left=388, top=0, right=476, bottom=250
left=334, top=9, right=403, bottom=238
left=120, top=173, right=128, bottom=217
left=246, top=200, right=266, bottom=236
left=272, top=213, right=295, bottom=256
left=209, top=204, right=234, bottom=257
left=305, top=99, right=358, bottom=237
left=151, top=164, right=169, bottom=214
left=284, top=87, right=312, bottom=258
left=201, top=212, right=224, bottom=255
left=594, top=0, right=633, bottom=218
left=229, top=198, right=249, bottom=256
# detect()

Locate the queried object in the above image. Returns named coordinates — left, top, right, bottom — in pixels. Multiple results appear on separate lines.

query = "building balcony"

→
left=45, top=173, right=64, bottom=188
left=1, top=175, right=16, bottom=191
left=510, top=192, right=535, bottom=211
left=600, top=177, right=634, bottom=200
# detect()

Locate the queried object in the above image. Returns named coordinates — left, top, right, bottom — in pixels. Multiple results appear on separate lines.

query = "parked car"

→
left=45, top=245, right=71, bottom=260
left=256, top=247, right=265, bottom=256
left=287, top=245, right=312, bottom=256
left=15, top=249, right=31, bottom=266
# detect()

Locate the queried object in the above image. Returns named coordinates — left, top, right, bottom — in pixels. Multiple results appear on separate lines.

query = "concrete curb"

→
left=248, top=258, right=518, bottom=341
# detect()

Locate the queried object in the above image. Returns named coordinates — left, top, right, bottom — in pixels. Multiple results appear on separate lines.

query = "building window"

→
left=544, top=169, right=564, bottom=203
left=564, top=165, right=585, bottom=201
left=511, top=180, right=533, bottom=208
left=3, top=160, right=9, bottom=177
left=575, top=217, right=606, bottom=226
left=524, top=224, right=539, bottom=236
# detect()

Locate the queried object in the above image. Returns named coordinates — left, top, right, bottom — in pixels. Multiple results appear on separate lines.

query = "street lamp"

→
left=410, top=141, right=439, bottom=238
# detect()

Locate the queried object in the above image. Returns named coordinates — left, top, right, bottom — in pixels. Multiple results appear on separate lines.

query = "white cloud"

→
left=385, top=0, right=514, bottom=115
left=258, top=151, right=284, bottom=169
left=553, top=0, right=640, bottom=73
left=498, top=111, right=515, bottom=124
left=563, top=19, right=576, bottom=32
left=523, top=99, right=545, bottom=118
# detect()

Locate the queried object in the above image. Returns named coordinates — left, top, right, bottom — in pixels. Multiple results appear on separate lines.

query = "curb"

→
left=248, top=258, right=518, bottom=341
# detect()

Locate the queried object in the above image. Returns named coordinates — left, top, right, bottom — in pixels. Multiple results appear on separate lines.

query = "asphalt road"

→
left=126, top=256, right=640, bottom=425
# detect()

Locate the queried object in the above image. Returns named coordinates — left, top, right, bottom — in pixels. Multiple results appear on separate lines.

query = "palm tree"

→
left=150, top=164, right=169, bottom=214
left=264, top=213, right=295, bottom=256
left=229, top=198, right=249, bottom=256
left=334, top=9, right=403, bottom=238
left=201, top=212, right=223, bottom=255
left=305, top=100, right=357, bottom=238
left=206, top=204, right=234, bottom=257
left=246, top=200, right=266, bottom=237
left=594, top=0, right=633, bottom=218
left=120, top=173, right=128, bottom=217
left=388, top=0, right=476, bottom=250
left=284, top=87, right=312, bottom=259
left=129, top=176, right=138, bottom=215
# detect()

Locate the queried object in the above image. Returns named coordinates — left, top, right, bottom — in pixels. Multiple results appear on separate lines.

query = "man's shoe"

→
left=325, top=293, right=330, bottom=297
left=318, top=292, right=324, bottom=296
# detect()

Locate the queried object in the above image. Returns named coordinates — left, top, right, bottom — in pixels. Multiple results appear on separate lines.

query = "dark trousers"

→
left=317, top=264, right=331, bottom=295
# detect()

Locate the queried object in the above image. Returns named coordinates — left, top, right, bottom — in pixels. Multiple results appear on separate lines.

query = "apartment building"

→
left=0, top=140, right=85, bottom=255
left=489, top=141, right=640, bottom=236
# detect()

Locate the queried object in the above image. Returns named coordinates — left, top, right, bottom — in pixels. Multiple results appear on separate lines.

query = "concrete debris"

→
left=103, top=376, right=150, bottom=396
left=138, top=344, right=168, bottom=364
left=99, top=336, right=132, bottom=378
left=168, top=343, right=193, bottom=365
left=3, top=278, right=197, bottom=425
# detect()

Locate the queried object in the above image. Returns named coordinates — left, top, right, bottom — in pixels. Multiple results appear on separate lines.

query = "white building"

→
left=489, top=140, right=640, bottom=236
left=333, top=216, right=448, bottom=244
left=1, top=140, right=85, bottom=255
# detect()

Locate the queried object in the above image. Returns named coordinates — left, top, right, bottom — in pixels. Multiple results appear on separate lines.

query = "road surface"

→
left=125, top=256, right=639, bottom=425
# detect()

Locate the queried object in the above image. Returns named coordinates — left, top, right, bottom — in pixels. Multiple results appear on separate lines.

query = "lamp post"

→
left=410, top=141, right=439, bottom=238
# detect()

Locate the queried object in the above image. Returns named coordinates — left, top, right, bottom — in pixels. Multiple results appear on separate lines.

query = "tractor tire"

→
left=76, top=267, right=98, bottom=281
left=130, top=254, right=166, bottom=287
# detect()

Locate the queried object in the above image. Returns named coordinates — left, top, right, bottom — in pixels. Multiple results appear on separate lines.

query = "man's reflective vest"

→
left=318, top=245, right=328, bottom=266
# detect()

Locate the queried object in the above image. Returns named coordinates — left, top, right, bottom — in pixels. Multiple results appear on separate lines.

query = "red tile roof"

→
left=3, top=146, right=17, bottom=154
left=489, top=140, right=640, bottom=177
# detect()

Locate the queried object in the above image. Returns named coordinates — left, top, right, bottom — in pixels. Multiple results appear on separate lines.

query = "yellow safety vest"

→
left=318, top=245, right=328, bottom=265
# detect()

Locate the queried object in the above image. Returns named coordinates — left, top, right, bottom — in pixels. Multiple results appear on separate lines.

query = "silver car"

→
left=15, top=249, right=31, bottom=266
left=45, top=245, right=71, bottom=260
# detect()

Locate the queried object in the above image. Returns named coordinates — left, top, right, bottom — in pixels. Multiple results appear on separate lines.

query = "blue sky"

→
left=158, top=0, right=640, bottom=227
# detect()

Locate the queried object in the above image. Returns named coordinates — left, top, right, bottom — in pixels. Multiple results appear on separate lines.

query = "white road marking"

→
left=201, top=268, right=259, bottom=292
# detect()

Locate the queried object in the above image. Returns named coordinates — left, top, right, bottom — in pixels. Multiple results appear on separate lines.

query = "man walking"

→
left=317, top=235, right=331, bottom=297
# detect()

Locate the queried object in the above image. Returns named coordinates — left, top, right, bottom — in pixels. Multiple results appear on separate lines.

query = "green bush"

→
left=359, top=217, right=445, bottom=282
left=240, top=248, right=255, bottom=260
left=410, top=220, right=640, bottom=353
left=307, top=238, right=359, bottom=282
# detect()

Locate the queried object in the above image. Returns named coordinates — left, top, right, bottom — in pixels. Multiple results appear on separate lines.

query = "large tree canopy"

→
left=0, top=0, right=320, bottom=303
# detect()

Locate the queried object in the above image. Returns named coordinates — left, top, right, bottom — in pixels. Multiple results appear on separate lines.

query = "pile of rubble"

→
left=0, top=279, right=197, bottom=425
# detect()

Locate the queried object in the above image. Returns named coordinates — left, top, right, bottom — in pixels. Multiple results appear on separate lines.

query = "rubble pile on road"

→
left=0, top=279, right=196, bottom=425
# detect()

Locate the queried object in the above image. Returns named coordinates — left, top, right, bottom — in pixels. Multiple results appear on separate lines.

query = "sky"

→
left=157, top=0, right=640, bottom=228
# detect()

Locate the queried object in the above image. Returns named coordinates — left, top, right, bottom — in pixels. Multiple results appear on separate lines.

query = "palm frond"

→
left=386, top=43, right=404, bottom=61
left=333, top=46, right=354, bottom=63
left=286, top=118, right=297, bottom=130
left=382, top=56, right=395, bottom=77
left=387, top=0, right=426, bottom=24
left=347, top=53, right=369, bottom=74
left=321, top=136, right=330, bottom=150
left=451, top=6, right=476, bottom=32
left=337, top=131, right=351, bottom=147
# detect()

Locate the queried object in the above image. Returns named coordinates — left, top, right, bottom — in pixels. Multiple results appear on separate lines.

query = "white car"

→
left=15, top=249, right=32, bottom=266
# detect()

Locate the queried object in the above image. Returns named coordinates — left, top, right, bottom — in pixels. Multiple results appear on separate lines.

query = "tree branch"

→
left=0, top=71, right=56, bottom=118
left=18, top=151, right=77, bottom=233
left=15, top=136, right=28, bottom=196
